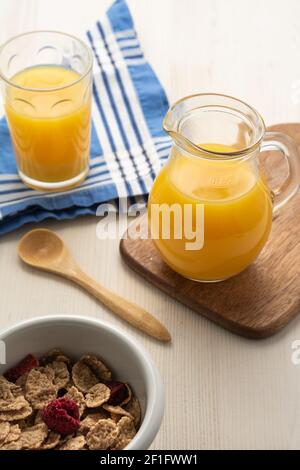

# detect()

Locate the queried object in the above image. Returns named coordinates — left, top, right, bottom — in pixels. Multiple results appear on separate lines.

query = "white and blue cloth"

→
left=0, top=0, right=171, bottom=235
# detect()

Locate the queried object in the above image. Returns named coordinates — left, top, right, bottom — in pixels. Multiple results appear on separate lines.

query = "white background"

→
left=1, top=0, right=300, bottom=449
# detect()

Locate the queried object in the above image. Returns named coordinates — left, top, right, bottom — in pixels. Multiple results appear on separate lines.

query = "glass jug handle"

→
left=260, top=132, right=300, bottom=215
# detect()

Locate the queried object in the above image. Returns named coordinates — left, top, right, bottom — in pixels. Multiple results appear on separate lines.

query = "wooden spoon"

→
left=18, top=229, right=171, bottom=342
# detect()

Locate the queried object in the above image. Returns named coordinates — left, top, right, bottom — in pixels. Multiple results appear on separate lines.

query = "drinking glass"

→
left=0, top=31, right=93, bottom=191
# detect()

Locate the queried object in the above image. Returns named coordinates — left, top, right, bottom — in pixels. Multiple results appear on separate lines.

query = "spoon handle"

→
left=71, top=270, right=171, bottom=342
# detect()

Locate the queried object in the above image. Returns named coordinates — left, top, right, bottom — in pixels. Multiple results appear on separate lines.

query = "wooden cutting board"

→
left=120, top=124, right=300, bottom=339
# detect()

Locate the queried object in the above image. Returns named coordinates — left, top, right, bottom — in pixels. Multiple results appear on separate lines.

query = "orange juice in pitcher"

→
left=148, top=94, right=299, bottom=282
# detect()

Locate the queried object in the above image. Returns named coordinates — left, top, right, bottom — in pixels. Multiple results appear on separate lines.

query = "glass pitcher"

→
left=148, top=93, right=299, bottom=282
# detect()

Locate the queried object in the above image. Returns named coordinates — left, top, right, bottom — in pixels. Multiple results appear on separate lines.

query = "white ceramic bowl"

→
left=0, top=315, right=164, bottom=450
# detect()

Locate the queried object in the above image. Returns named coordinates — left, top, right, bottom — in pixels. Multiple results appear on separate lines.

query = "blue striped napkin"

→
left=0, top=0, right=171, bottom=235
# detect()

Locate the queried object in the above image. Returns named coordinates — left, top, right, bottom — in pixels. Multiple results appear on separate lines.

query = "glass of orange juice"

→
left=0, top=31, right=93, bottom=191
left=149, top=94, right=300, bottom=282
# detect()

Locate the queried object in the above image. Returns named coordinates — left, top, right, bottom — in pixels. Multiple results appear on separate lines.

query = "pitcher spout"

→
left=163, top=102, right=201, bottom=155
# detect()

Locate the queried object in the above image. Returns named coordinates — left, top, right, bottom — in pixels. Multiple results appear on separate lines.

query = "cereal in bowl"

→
left=0, top=350, right=141, bottom=450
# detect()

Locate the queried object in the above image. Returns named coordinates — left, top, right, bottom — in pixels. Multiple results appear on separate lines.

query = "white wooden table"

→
left=1, top=0, right=300, bottom=450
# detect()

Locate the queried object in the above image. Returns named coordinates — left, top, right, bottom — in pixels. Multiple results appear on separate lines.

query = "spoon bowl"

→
left=18, top=229, right=65, bottom=267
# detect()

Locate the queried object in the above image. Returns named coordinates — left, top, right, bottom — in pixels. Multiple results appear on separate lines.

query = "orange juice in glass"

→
left=0, top=31, right=93, bottom=191
left=149, top=94, right=299, bottom=282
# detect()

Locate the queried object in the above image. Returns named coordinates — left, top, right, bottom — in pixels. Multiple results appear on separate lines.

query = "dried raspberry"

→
left=106, top=381, right=129, bottom=406
left=4, top=354, right=39, bottom=382
left=41, top=398, right=80, bottom=435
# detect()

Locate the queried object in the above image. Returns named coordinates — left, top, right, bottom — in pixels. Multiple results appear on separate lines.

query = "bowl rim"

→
left=0, top=314, right=165, bottom=450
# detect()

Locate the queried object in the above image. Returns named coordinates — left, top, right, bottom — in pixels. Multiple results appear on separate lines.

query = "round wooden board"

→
left=120, top=124, right=300, bottom=339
